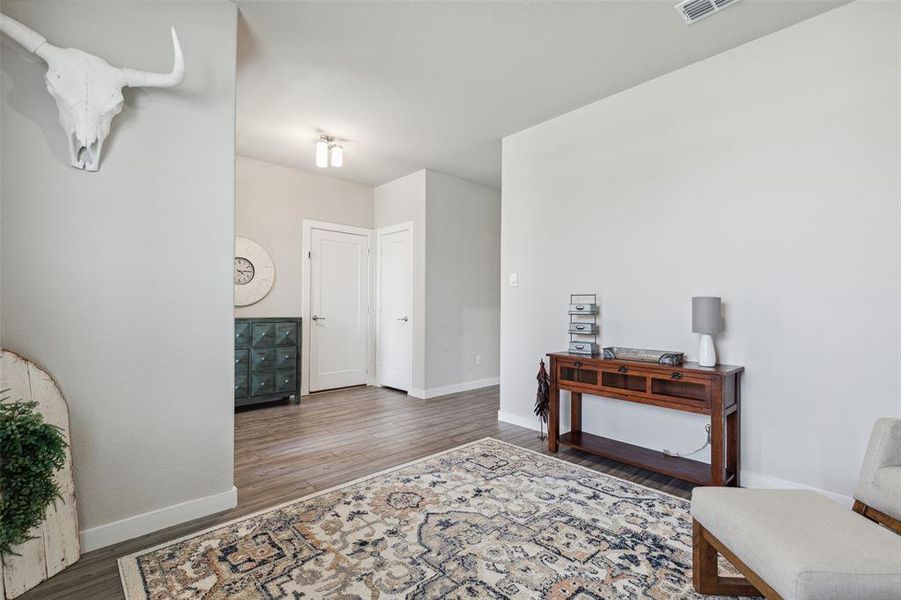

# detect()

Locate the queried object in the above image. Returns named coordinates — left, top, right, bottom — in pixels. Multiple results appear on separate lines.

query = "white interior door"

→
left=377, top=225, right=413, bottom=391
left=310, top=227, right=370, bottom=391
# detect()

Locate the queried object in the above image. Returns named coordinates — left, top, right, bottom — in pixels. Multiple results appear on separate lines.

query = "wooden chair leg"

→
left=693, top=519, right=720, bottom=594
left=692, top=519, right=763, bottom=597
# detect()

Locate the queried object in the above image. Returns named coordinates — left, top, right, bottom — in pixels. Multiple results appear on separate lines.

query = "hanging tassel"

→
left=534, top=359, right=550, bottom=440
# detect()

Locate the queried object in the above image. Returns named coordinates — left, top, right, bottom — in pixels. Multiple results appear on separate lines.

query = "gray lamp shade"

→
left=692, top=297, right=723, bottom=334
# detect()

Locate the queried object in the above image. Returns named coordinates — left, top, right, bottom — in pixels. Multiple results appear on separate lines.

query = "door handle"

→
left=312, top=314, right=326, bottom=321
left=397, top=316, right=408, bottom=322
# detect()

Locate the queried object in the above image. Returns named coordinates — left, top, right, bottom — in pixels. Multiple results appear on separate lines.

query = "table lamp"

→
left=692, top=296, right=722, bottom=367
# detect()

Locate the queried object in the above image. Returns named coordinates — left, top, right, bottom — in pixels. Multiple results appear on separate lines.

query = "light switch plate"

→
left=508, top=272, right=518, bottom=287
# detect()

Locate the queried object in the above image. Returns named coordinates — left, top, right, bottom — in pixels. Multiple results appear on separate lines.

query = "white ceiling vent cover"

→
left=675, top=0, right=743, bottom=25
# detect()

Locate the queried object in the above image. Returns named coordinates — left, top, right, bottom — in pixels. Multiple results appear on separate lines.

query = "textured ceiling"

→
left=236, top=1, right=845, bottom=188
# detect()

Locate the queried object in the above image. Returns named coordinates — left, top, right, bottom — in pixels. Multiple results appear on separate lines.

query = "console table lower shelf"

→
left=547, top=352, right=744, bottom=487
left=557, top=431, right=731, bottom=486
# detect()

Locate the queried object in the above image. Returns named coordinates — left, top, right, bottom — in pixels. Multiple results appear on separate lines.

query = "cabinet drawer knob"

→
left=573, top=361, right=582, bottom=368
left=618, top=365, right=628, bottom=374
left=671, top=372, right=683, bottom=380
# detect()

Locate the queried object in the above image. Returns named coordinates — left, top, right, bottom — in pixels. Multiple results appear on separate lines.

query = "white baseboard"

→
left=740, top=470, right=853, bottom=507
left=80, top=486, right=238, bottom=552
left=411, top=378, right=499, bottom=400
left=498, top=410, right=541, bottom=431
left=497, top=412, right=853, bottom=507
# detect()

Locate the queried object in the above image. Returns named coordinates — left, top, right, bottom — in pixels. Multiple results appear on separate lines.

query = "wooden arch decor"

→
left=0, top=350, right=79, bottom=599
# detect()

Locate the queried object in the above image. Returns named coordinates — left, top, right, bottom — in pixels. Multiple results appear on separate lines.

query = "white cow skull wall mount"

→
left=0, top=14, right=185, bottom=171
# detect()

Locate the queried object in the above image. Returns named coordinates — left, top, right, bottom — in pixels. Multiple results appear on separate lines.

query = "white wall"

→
left=500, top=0, right=900, bottom=502
left=425, top=171, right=500, bottom=392
left=374, top=170, right=428, bottom=393
left=1, top=1, right=238, bottom=549
left=235, top=156, right=374, bottom=318
left=374, top=169, right=502, bottom=398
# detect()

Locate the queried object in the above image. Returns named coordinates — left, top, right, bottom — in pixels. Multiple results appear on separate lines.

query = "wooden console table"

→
left=547, top=352, right=743, bottom=486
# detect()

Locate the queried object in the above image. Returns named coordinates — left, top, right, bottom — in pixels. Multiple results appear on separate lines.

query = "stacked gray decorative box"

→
left=568, top=294, right=599, bottom=355
left=235, top=318, right=302, bottom=407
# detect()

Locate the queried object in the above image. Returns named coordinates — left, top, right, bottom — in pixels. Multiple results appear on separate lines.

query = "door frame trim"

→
left=375, top=221, right=415, bottom=391
left=301, top=219, right=375, bottom=395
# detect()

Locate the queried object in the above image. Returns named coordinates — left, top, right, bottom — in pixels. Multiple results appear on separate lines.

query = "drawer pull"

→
left=573, top=360, right=582, bottom=368
left=618, top=365, right=628, bottom=374
left=575, top=325, right=585, bottom=330
left=574, top=344, right=585, bottom=350
left=574, top=305, right=585, bottom=311
left=671, top=372, right=683, bottom=380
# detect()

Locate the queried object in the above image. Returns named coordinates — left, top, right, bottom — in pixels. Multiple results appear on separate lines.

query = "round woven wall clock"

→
left=234, top=237, right=275, bottom=306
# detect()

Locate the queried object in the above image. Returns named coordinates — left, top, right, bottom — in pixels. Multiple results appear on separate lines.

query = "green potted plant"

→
left=0, top=392, right=68, bottom=559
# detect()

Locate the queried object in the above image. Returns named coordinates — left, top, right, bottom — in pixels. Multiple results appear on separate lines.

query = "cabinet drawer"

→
left=275, top=369, right=296, bottom=393
left=234, top=349, right=249, bottom=372
left=235, top=321, right=251, bottom=349
left=234, top=373, right=249, bottom=399
left=251, top=348, right=275, bottom=370
left=251, top=323, right=276, bottom=347
left=250, top=371, right=275, bottom=396
left=275, top=322, right=298, bottom=347
left=275, top=347, right=297, bottom=370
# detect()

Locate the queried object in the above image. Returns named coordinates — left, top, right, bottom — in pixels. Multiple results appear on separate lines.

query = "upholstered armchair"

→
left=854, top=418, right=901, bottom=525
left=690, top=418, right=901, bottom=600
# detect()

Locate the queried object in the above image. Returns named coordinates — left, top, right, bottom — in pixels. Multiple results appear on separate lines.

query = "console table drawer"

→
left=557, top=362, right=600, bottom=387
left=648, top=372, right=710, bottom=406
left=557, top=360, right=710, bottom=409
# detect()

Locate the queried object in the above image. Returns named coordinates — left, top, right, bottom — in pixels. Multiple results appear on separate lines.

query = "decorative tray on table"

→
left=602, top=347, right=684, bottom=366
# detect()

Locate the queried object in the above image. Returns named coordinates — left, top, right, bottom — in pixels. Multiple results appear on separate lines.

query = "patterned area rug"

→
left=119, top=438, right=743, bottom=599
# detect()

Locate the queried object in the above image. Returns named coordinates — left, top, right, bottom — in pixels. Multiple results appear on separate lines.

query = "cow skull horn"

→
left=121, top=28, right=185, bottom=88
left=0, top=14, right=52, bottom=54
left=0, top=12, right=185, bottom=171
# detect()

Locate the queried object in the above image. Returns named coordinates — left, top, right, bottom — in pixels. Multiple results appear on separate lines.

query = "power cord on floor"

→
left=663, top=424, right=711, bottom=458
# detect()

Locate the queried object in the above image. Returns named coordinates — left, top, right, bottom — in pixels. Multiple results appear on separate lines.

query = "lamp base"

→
left=698, top=334, right=717, bottom=367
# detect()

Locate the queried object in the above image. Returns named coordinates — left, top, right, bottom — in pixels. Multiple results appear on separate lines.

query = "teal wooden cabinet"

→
left=235, top=317, right=301, bottom=408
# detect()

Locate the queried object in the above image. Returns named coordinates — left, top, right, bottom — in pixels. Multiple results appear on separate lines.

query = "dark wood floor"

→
left=23, top=385, right=694, bottom=600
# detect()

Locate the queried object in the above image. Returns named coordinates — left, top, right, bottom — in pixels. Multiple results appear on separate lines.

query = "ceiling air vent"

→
left=675, top=0, right=743, bottom=24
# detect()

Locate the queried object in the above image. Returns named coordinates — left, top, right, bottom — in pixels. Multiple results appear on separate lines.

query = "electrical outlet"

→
left=475, top=355, right=483, bottom=367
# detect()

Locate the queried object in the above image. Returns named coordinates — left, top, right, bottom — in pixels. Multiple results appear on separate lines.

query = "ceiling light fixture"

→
left=329, top=143, right=343, bottom=168
left=315, top=135, right=343, bottom=169
left=315, top=135, right=331, bottom=168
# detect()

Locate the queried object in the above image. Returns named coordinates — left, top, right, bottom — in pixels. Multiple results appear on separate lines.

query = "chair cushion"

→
left=691, top=488, right=901, bottom=600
